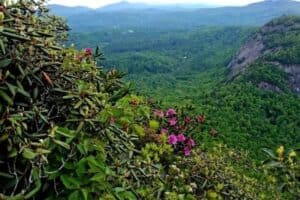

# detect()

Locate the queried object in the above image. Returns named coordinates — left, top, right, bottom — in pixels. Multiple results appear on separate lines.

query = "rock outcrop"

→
left=228, top=16, right=300, bottom=95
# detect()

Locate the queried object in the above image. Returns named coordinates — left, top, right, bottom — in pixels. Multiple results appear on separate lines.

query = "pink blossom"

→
left=196, top=115, right=205, bottom=123
left=154, top=109, right=164, bottom=118
left=187, top=139, right=196, bottom=147
left=166, top=108, right=176, bottom=117
left=177, top=134, right=186, bottom=142
left=185, top=117, right=192, bottom=124
left=160, top=128, right=168, bottom=134
left=168, top=134, right=178, bottom=145
left=169, top=118, right=177, bottom=126
left=85, top=48, right=92, bottom=56
left=183, top=146, right=191, bottom=156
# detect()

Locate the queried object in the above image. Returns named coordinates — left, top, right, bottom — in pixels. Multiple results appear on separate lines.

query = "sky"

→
left=48, top=0, right=268, bottom=8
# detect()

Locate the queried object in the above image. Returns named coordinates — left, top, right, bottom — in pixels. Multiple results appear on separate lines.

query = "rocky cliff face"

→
left=228, top=16, right=300, bottom=94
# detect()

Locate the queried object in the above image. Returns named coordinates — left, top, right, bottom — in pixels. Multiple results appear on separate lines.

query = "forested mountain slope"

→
left=192, top=16, right=300, bottom=158
left=69, top=16, right=300, bottom=160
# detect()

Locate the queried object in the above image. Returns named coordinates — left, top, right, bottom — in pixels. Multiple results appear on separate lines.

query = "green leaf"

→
left=5, top=83, right=17, bottom=96
left=262, top=148, right=278, bottom=160
left=17, top=87, right=31, bottom=98
left=8, top=148, right=17, bottom=158
left=0, top=39, right=6, bottom=54
left=81, top=189, right=89, bottom=200
left=0, top=59, right=11, bottom=68
left=90, top=172, right=106, bottom=183
left=1, top=31, right=30, bottom=41
left=86, top=156, right=105, bottom=170
left=68, top=191, right=81, bottom=200
left=53, top=139, right=70, bottom=149
left=264, top=160, right=283, bottom=168
left=22, top=148, right=37, bottom=160
left=76, top=159, right=87, bottom=177
left=114, top=188, right=137, bottom=200
left=61, top=175, right=81, bottom=190
left=0, top=172, right=14, bottom=178
left=0, top=90, right=13, bottom=105
left=56, top=127, right=75, bottom=138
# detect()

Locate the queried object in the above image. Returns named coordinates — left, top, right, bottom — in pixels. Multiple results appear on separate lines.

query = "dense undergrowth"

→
left=0, top=1, right=299, bottom=199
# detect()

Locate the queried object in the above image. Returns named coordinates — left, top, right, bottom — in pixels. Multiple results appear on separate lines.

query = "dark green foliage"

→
left=193, top=82, right=300, bottom=160
left=68, top=26, right=253, bottom=75
left=241, top=62, right=290, bottom=91
left=266, top=45, right=300, bottom=64
left=107, top=52, right=175, bottom=74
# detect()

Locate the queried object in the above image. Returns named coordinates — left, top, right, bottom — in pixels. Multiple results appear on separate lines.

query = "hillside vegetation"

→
left=0, top=0, right=299, bottom=199
left=70, top=15, right=300, bottom=160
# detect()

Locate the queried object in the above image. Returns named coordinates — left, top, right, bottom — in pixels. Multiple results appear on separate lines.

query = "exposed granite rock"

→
left=258, top=81, right=281, bottom=92
left=228, top=33, right=265, bottom=78
left=228, top=16, right=300, bottom=95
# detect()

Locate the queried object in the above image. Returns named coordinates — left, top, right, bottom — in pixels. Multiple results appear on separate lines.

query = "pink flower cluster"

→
left=153, top=108, right=200, bottom=156
left=168, top=134, right=195, bottom=156
left=85, top=48, right=92, bottom=56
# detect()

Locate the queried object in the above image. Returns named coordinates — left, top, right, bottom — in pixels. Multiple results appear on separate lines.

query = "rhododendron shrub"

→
left=148, top=108, right=203, bottom=156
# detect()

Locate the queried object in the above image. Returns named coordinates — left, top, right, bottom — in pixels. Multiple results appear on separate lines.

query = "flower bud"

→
left=276, top=146, right=284, bottom=157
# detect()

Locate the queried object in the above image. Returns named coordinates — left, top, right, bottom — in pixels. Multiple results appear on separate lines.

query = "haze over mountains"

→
left=49, top=0, right=300, bottom=31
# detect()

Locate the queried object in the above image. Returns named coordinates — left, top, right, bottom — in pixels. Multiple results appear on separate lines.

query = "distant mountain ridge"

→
left=49, top=0, right=300, bottom=32
left=48, top=1, right=214, bottom=16
left=98, top=1, right=150, bottom=12
left=48, top=4, right=92, bottom=17
left=49, top=1, right=215, bottom=14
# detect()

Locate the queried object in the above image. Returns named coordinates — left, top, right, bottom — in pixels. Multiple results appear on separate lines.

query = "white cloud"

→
left=48, top=0, right=267, bottom=8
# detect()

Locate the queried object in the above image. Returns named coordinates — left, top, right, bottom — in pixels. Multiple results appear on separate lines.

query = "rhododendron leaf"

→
left=90, top=172, right=106, bottom=183
left=8, top=149, right=17, bottom=158
left=262, top=148, right=277, bottom=159
left=86, top=156, right=106, bottom=172
left=53, top=139, right=70, bottom=149
left=76, top=159, right=87, bottom=177
left=0, top=58, right=11, bottom=68
left=5, top=83, right=17, bottom=96
left=0, top=39, right=6, bottom=54
left=22, top=148, right=37, bottom=160
left=114, top=188, right=137, bottom=200
left=81, top=189, right=89, bottom=200
left=0, top=90, right=13, bottom=105
left=61, top=175, right=81, bottom=190
left=55, top=127, right=75, bottom=138
left=264, top=161, right=283, bottom=168
left=68, top=191, right=81, bottom=200
left=17, top=87, right=31, bottom=98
